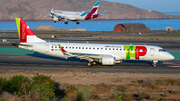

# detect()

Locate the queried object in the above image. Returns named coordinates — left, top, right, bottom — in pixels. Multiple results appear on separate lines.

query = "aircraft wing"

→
left=58, top=44, right=112, bottom=60
left=53, top=14, right=76, bottom=20
left=65, top=52, right=113, bottom=61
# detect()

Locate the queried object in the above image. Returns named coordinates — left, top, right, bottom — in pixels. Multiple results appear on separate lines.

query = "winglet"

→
left=58, top=44, right=67, bottom=52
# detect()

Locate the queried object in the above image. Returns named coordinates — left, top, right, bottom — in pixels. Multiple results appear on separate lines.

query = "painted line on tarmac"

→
left=168, top=65, right=180, bottom=68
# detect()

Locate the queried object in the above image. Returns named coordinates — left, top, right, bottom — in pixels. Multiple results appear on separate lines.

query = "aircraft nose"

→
left=168, top=53, right=175, bottom=60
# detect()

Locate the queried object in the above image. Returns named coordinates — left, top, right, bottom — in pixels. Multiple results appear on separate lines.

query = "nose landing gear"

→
left=152, top=60, right=158, bottom=68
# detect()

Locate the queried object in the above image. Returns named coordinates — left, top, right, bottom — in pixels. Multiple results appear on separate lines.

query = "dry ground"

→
left=0, top=70, right=180, bottom=100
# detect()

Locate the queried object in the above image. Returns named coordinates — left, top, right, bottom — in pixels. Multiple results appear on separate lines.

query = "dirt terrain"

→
left=0, top=70, right=180, bottom=100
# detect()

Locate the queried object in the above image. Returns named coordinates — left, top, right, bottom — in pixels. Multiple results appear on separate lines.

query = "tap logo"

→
left=124, top=46, right=147, bottom=59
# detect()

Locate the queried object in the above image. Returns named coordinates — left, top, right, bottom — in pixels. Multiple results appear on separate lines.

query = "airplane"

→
left=13, top=18, right=174, bottom=67
left=48, top=1, right=106, bottom=24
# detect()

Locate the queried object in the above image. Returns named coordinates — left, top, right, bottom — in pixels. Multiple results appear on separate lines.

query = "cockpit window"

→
left=159, top=49, right=166, bottom=52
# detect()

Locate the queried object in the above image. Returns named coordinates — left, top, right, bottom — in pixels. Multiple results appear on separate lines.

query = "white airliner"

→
left=48, top=1, right=106, bottom=24
left=13, top=18, right=174, bottom=67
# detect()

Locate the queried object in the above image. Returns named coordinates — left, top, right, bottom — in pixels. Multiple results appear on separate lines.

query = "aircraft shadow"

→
left=26, top=52, right=88, bottom=63
left=26, top=52, right=163, bottom=66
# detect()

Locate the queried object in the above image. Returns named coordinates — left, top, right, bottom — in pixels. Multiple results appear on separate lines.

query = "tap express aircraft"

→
left=48, top=1, right=106, bottom=24
left=13, top=18, right=174, bottom=67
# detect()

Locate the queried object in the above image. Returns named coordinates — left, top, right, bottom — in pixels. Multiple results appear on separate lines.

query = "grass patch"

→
left=170, top=91, right=179, bottom=94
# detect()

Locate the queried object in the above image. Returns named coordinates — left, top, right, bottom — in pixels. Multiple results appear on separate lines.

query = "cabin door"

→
left=45, top=45, right=49, bottom=52
left=150, top=48, right=154, bottom=56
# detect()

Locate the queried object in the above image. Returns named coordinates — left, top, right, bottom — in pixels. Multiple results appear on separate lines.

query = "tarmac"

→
left=0, top=38, right=180, bottom=74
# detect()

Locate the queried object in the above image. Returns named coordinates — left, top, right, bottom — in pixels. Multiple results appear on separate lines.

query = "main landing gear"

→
left=65, top=21, right=68, bottom=24
left=87, top=61, right=97, bottom=67
left=76, top=22, right=80, bottom=24
left=152, top=60, right=158, bottom=68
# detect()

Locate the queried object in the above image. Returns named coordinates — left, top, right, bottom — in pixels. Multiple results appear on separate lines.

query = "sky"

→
left=104, top=0, right=180, bottom=12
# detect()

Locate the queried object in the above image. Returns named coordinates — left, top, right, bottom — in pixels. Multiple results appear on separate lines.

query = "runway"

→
left=0, top=38, right=180, bottom=74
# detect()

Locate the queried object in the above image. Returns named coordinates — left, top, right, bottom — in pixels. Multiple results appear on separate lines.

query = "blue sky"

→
left=104, top=0, right=180, bottom=12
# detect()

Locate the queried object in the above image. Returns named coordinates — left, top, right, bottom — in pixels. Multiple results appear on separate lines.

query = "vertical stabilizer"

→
left=15, top=18, right=46, bottom=43
left=89, top=1, right=99, bottom=14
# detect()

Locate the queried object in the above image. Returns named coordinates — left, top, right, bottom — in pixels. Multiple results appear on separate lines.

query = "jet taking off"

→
left=13, top=18, right=174, bottom=67
left=48, top=1, right=106, bottom=24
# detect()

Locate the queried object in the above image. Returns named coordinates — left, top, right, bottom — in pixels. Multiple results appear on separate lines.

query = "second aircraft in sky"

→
left=48, top=1, right=106, bottom=24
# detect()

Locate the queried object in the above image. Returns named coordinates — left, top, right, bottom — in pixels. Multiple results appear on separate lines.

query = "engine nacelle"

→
left=53, top=16, right=61, bottom=21
left=101, top=56, right=116, bottom=65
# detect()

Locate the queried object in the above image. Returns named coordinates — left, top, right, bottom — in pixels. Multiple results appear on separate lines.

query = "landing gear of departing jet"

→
left=152, top=60, right=158, bottom=68
left=76, top=22, right=80, bottom=24
left=54, top=21, right=56, bottom=23
left=65, top=21, right=68, bottom=24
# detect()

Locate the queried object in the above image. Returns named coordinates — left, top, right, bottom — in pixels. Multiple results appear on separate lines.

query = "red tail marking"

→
left=20, top=18, right=35, bottom=43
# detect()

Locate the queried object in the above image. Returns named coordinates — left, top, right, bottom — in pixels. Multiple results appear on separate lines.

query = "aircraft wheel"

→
left=92, top=61, right=97, bottom=65
left=65, top=21, right=68, bottom=24
left=54, top=21, right=56, bottom=23
left=87, top=62, right=92, bottom=67
left=76, top=22, right=80, bottom=24
left=153, top=64, right=157, bottom=68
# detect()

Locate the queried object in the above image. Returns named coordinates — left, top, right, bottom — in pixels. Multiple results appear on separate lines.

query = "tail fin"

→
left=15, top=18, right=46, bottom=43
left=89, top=1, right=99, bottom=15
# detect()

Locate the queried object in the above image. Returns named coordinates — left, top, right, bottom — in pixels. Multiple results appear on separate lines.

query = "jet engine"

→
left=48, top=13, right=54, bottom=18
left=100, top=56, right=116, bottom=65
left=53, top=16, right=61, bottom=21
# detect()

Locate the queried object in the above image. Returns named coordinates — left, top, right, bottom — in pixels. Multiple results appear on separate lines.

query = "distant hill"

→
left=0, top=0, right=180, bottom=20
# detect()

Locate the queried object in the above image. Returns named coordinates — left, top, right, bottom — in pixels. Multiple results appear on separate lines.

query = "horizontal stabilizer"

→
left=12, top=43, right=33, bottom=47
left=100, top=9, right=106, bottom=15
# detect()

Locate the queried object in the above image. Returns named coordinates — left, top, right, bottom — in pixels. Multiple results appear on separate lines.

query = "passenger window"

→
left=76, top=47, right=78, bottom=49
left=52, top=46, right=53, bottom=48
left=109, top=48, right=111, bottom=50
left=97, top=48, right=99, bottom=50
left=101, top=48, right=103, bottom=50
left=79, top=47, right=81, bottom=49
left=72, top=47, right=74, bottom=49
left=93, top=48, right=95, bottom=50
left=124, top=49, right=125, bottom=51
left=86, top=47, right=88, bottom=49
left=113, top=48, right=114, bottom=50
left=66, top=47, right=68, bottom=49
left=116, top=49, right=118, bottom=50
left=82, top=47, right=84, bottom=49
left=89, top=47, right=91, bottom=49
left=105, top=48, right=107, bottom=50
left=69, top=47, right=71, bottom=49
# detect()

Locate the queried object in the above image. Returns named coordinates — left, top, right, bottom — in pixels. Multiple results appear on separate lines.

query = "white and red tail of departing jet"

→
left=48, top=1, right=106, bottom=24
left=13, top=18, right=174, bottom=67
